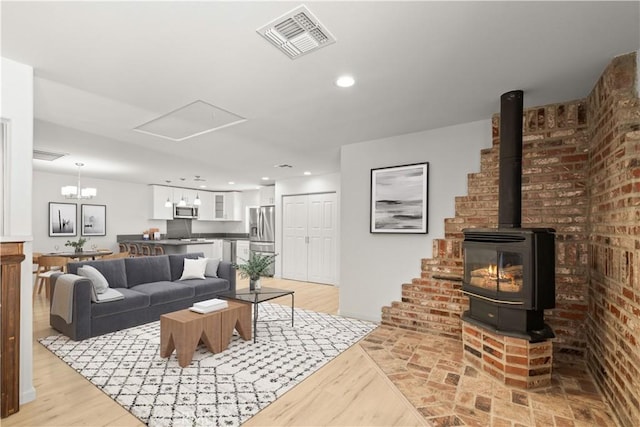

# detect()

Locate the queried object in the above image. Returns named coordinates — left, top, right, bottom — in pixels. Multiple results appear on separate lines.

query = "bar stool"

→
left=34, top=256, right=69, bottom=300
left=128, top=243, right=141, bottom=257
left=153, top=245, right=165, bottom=256
left=141, top=244, right=152, bottom=256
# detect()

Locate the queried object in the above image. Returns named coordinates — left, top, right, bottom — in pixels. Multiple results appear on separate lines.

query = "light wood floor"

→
left=6, top=277, right=426, bottom=427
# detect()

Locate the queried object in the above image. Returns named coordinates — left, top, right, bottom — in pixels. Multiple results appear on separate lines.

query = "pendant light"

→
left=61, top=162, right=97, bottom=199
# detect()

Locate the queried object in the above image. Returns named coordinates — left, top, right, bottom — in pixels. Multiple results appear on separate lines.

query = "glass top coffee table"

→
left=219, top=286, right=294, bottom=343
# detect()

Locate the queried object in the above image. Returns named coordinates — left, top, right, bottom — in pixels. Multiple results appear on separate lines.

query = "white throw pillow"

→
left=77, top=265, right=109, bottom=294
left=180, top=257, right=207, bottom=280
left=204, top=258, right=220, bottom=278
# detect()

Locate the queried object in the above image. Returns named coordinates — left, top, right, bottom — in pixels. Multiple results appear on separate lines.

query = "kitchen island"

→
left=122, top=239, right=222, bottom=258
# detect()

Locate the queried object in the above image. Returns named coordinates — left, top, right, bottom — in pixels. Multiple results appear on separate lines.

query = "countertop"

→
left=124, top=239, right=217, bottom=246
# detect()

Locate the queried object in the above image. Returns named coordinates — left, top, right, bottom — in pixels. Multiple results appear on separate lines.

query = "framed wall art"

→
left=370, top=162, right=429, bottom=234
left=81, top=204, right=106, bottom=236
left=49, top=202, right=77, bottom=237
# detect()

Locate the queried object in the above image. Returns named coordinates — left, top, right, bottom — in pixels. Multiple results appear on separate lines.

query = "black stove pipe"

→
left=498, top=90, right=524, bottom=228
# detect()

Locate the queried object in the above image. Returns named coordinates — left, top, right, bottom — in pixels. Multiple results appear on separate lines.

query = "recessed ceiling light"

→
left=199, top=185, right=207, bottom=188
left=228, top=181, right=235, bottom=185
left=336, top=75, right=355, bottom=88
left=304, top=171, right=311, bottom=175
left=261, top=177, right=269, bottom=181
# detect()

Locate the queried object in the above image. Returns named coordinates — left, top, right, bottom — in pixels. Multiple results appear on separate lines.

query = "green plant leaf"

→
left=233, top=252, right=278, bottom=281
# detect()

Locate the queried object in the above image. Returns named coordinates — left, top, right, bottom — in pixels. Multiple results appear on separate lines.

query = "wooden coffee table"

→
left=160, top=300, right=251, bottom=367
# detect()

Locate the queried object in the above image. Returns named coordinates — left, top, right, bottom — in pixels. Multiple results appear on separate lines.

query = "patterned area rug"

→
left=40, top=303, right=376, bottom=427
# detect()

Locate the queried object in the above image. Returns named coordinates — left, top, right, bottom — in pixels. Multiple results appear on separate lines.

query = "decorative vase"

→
left=75, top=247, right=83, bottom=253
left=249, top=278, right=261, bottom=291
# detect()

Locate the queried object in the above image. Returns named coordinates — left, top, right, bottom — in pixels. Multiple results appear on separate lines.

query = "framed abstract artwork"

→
left=81, top=204, right=106, bottom=236
left=49, top=202, right=77, bottom=237
left=370, top=162, right=429, bottom=234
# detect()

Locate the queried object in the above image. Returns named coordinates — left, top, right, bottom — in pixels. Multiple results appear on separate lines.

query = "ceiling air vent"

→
left=33, top=149, right=66, bottom=161
left=257, top=5, right=336, bottom=59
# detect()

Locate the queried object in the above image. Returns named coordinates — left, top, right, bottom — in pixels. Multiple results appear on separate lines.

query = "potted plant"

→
left=234, top=252, right=277, bottom=291
left=65, top=237, right=87, bottom=253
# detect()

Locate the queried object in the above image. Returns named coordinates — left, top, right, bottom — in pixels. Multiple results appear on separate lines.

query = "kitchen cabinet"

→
left=149, top=185, right=242, bottom=221
left=236, top=240, right=250, bottom=263
left=224, top=192, right=242, bottom=221
left=150, top=185, right=174, bottom=220
left=259, top=186, right=275, bottom=206
left=213, top=192, right=242, bottom=221
left=211, top=239, right=223, bottom=260
left=185, top=244, right=213, bottom=258
left=198, top=192, right=215, bottom=221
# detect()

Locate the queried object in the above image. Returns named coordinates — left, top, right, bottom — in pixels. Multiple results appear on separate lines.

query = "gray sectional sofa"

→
left=50, top=252, right=236, bottom=341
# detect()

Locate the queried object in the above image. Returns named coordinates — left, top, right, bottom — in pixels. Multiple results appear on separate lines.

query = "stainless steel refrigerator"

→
left=249, top=206, right=275, bottom=276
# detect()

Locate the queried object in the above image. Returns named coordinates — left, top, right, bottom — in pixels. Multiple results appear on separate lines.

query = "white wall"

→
left=33, top=173, right=255, bottom=250
left=275, top=174, right=340, bottom=279
left=340, top=120, right=492, bottom=322
left=1, top=57, right=36, bottom=404
left=32, top=171, right=167, bottom=252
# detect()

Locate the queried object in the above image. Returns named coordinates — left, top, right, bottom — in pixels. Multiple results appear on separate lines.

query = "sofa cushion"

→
left=91, top=288, right=150, bottom=318
left=67, top=259, right=128, bottom=289
left=175, top=277, right=230, bottom=297
left=129, top=281, right=195, bottom=305
left=125, top=256, right=171, bottom=287
left=168, top=253, right=204, bottom=282
left=78, top=265, right=109, bottom=294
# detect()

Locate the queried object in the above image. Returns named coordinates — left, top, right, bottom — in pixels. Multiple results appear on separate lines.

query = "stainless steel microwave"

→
left=174, top=205, right=199, bottom=219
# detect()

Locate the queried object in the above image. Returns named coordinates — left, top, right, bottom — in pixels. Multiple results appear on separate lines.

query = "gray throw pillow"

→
left=204, top=258, right=220, bottom=278
left=78, top=265, right=109, bottom=294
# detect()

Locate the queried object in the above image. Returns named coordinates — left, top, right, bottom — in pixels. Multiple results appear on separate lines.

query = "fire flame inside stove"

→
left=469, top=263, right=523, bottom=292
left=487, top=264, right=509, bottom=280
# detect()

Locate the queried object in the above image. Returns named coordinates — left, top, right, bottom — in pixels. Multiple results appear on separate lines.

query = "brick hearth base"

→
left=462, top=321, right=553, bottom=389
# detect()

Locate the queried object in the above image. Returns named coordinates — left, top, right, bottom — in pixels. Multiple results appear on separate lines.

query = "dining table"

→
left=40, top=250, right=113, bottom=260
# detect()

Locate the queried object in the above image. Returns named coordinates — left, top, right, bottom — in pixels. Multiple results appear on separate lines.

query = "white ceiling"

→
left=3, top=1, right=639, bottom=190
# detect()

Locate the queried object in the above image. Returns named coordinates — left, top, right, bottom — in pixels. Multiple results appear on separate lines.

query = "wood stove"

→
left=462, top=228, right=555, bottom=341
left=462, top=90, right=555, bottom=342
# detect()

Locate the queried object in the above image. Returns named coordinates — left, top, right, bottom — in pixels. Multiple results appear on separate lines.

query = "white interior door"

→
left=307, top=193, right=337, bottom=284
left=282, top=192, right=337, bottom=285
left=282, top=195, right=308, bottom=281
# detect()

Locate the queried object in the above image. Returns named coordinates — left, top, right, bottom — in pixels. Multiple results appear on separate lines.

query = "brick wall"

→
left=585, top=52, right=640, bottom=427
left=381, top=50, right=639, bottom=427
left=382, top=97, right=591, bottom=356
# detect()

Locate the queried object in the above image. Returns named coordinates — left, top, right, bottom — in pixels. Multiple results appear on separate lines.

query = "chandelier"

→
left=61, top=162, right=97, bottom=199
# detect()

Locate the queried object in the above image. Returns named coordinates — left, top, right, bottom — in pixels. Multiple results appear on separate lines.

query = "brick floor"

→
left=360, top=326, right=615, bottom=427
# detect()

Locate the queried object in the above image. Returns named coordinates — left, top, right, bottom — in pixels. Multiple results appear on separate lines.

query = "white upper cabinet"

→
left=212, top=192, right=242, bottom=221
left=197, top=191, right=215, bottom=221
left=150, top=185, right=174, bottom=220
left=259, top=186, right=275, bottom=206
left=149, top=186, right=242, bottom=221
left=224, top=192, right=242, bottom=221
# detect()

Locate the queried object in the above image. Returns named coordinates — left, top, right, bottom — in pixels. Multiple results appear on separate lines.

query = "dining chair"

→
left=32, top=252, right=42, bottom=285
left=141, top=244, right=152, bottom=257
left=101, top=251, right=130, bottom=259
left=153, top=245, right=165, bottom=256
left=118, top=243, right=128, bottom=253
left=34, top=256, right=69, bottom=300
